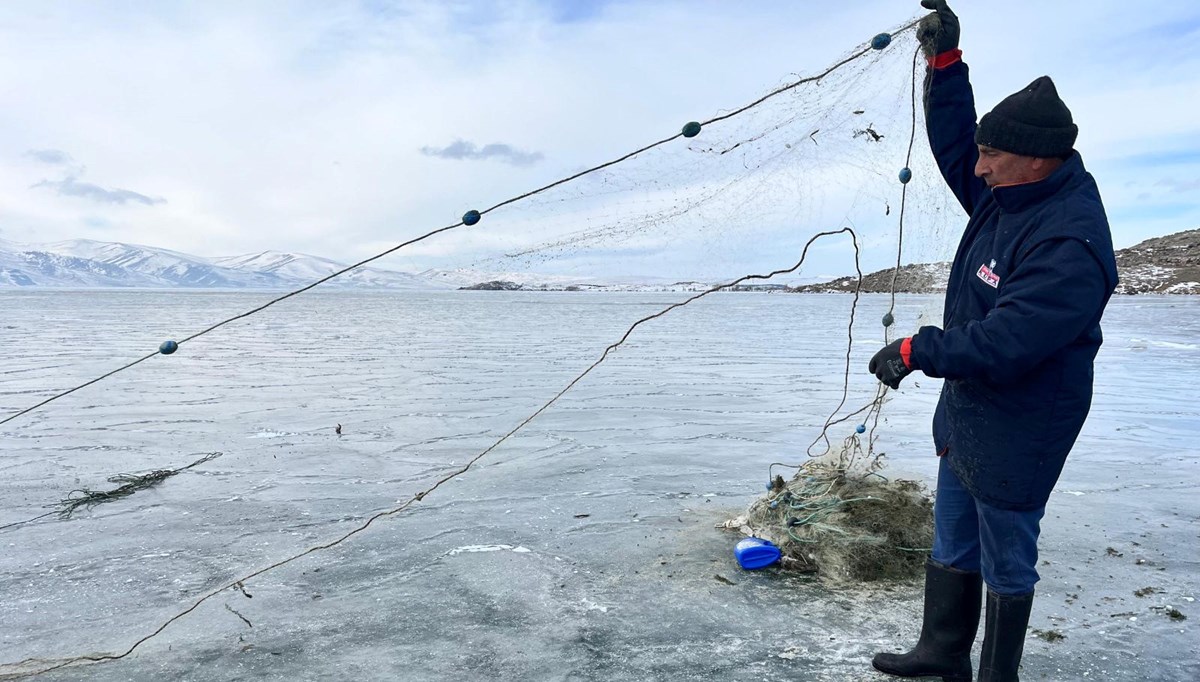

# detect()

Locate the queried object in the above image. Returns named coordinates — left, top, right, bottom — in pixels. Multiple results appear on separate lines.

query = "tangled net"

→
left=56, top=452, right=222, bottom=519
left=725, top=434, right=934, bottom=582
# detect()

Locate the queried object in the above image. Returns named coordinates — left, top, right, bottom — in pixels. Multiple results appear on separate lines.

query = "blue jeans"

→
left=931, top=455, right=1045, bottom=596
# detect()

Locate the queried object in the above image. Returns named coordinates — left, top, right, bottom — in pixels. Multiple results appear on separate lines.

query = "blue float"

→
left=734, top=537, right=782, bottom=570
left=765, top=480, right=774, bottom=491
left=462, top=210, right=481, bottom=226
left=882, top=311, right=895, bottom=328
left=682, top=121, right=702, bottom=138
left=159, top=340, right=178, bottom=355
left=899, top=167, right=913, bottom=184
left=871, top=33, right=892, bottom=50
left=856, top=424, right=867, bottom=434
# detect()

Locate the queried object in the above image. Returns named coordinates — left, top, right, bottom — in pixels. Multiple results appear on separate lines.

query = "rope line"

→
left=703, top=18, right=921, bottom=129
left=0, top=511, right=56, bottom=533
left=1, top=228, right=861, bottom=679
left=806, top=225, right=865, bottom=459
left=865, top=44, right=928, bottom=451
left=0, top=352, right=160, bottom=427
left=756, top=45, right=932, bottom=578
left=778, top=39, right=926, bottom=475
left=884, top=44, right=926, bottom=344
left=0, top=20, right=922, bottom=430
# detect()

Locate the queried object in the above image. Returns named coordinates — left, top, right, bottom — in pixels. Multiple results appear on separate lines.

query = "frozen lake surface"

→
left=0, top=290, right=1196, bottom=680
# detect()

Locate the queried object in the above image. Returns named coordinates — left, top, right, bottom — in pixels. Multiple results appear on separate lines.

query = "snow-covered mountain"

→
left=0, top=239, right=449, bottom=290
left=32, top=239, right=288, bottom=288
left=0, top=237, right=698, bottom=290
left=212, top=251, right=437, bottom=289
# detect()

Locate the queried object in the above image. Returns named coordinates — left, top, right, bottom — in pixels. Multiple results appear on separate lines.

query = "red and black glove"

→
left=869, top=337, right=915, bottom=389
left=918, top=0, right=962, bottom=68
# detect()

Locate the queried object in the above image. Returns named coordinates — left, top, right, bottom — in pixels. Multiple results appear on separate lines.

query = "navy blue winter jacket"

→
left=912, top=59, right=1119, bottom=511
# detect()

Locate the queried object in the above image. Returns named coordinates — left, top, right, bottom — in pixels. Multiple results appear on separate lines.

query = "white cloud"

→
left=32, top=176, right=164, bottom=206
left=420, top=140, right=544, bottom=166
left=24, top=149, right=73, bottom=165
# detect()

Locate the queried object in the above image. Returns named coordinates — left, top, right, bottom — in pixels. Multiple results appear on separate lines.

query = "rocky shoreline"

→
left=787, top=229, right=1199, bottom=296
left=1112, top=229, right=1200, bottom=294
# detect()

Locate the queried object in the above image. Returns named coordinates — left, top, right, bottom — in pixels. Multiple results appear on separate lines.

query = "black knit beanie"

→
left=975, top=76, right=1078, bottom=158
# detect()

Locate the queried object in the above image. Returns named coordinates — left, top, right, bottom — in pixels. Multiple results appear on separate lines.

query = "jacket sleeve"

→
left=925, top=59, right=988, bottom=216
left=909, top=237, right=1108, bottom=384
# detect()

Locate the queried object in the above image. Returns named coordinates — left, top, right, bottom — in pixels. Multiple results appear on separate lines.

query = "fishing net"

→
left=0, top=17, right=961, bottom=678
left=389, top=26, right=960, bottom=289
left=725, top=450, right=935, bottom=583
left=411, top=23, right=953, bottom=581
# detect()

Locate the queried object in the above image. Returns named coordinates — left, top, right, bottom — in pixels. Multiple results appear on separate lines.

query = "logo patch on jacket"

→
left=976, top=259, right=1000, bottom=288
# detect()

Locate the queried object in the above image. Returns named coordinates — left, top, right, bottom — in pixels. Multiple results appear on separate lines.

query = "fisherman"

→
left=867, top=1, right=1118, bottom=680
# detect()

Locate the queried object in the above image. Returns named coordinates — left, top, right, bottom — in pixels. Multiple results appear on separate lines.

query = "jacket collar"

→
left=990, top=152, right=1083, bottom=213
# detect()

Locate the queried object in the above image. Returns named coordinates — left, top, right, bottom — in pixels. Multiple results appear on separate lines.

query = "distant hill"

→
left=459, top=280, right=524, bottom=291
left=1113, top=228, right=1200, bottom=294
left=790, top=262, right=951, bottom=294
left=791, top=229, right=1200, bottom=295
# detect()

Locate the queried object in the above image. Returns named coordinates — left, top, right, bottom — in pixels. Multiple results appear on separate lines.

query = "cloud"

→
left=25, top=148, right=73, bottom=165
left=420, top=140, right=544, bottom=166
left=22, top=148, right=157, bottom=207
left=1155, top=178, right=1200, bottom=193
left=32, top=176, right=164, bottom=206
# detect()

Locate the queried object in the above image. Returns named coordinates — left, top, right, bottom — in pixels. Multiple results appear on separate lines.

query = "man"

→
left=866, top=1, right=1118, bottom=680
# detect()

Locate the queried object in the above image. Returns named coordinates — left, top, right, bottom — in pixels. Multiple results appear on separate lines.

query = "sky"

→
left=2, top=0, right=1198, bottom=278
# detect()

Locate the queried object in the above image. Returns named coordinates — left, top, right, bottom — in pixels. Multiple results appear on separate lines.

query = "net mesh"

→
left=420, top=27, right=959, bottom=289
left=443, top=27, right=956, bottom=584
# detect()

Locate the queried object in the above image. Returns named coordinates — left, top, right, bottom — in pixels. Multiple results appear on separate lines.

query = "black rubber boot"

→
left=977, top=589, right=1034, bottom=682
left=872, top=559, right=982, bottom=682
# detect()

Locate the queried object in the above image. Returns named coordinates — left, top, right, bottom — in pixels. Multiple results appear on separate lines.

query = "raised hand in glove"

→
left=869, top=337, right=915, bottom=390
left=917, top=0, right=960, bottom=58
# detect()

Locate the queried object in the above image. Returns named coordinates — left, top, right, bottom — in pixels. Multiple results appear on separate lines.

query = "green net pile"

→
left=727, top=442, right=933, bottom=582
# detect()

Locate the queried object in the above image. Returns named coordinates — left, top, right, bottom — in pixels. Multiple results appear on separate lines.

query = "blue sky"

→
left=1, top=0, right=1198, bottom=278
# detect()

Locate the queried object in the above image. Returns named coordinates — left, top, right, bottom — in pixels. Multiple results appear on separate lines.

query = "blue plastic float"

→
left=734, top=537, right=782, bottom=570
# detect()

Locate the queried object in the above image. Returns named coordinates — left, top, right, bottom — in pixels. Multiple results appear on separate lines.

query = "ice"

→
left=1130, top=337, right=1200, bottom=351
left=446, top=545, right=532, bottom=556
left=0, top=290, right=1197, bottom=680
